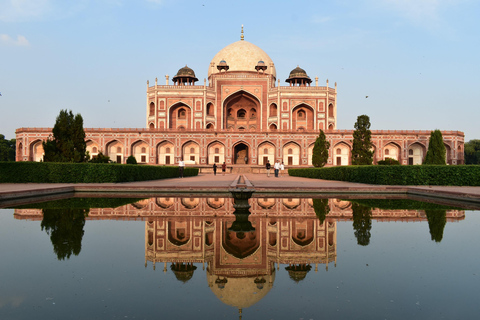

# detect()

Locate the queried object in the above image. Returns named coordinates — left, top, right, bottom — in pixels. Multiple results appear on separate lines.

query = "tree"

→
left=126, top=155, right=138, bottom=164
left=351, top=202, right=372, bottom=246
left=425, top=209, right=447, bottom=243
left=88, top=151, right=111, bottom=163
left=423, top=130, right=446, bottom=165
left=41, top=208, right=88, bottom=260
left=351, top=115, right=373, bottom=165
left=43, top=110, right=86, bottom=162
left=312, top=198, right=330, bottom=224
left=0, top=134, right=16, bottom=161
left=464, top=139, right=480, bottom=164
left=312, top=130, right=330, bottom=167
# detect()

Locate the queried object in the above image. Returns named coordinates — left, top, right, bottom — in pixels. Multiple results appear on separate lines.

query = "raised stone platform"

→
left=1, top=174, right=480, bottom=209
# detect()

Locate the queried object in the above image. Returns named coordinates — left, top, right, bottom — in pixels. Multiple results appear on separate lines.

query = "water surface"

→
left=0, top=196, right=479, bottom=319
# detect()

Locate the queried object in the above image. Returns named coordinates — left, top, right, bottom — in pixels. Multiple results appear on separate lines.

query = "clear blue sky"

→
left=1, top=0, right=479, bottom=141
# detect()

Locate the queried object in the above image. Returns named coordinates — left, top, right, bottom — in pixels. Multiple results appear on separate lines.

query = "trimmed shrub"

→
left=0, top=162, right=198, bottom=183
left=288, top=165, right=480, bottom=186
left=126, top=155, right=137, bottom=164
left=378, top=158, right=400, bottom=165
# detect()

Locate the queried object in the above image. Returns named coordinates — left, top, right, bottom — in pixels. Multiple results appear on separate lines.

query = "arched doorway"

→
left=234, top=143, right=249, bottom=164
left=223, top=91, right=260, bottom=130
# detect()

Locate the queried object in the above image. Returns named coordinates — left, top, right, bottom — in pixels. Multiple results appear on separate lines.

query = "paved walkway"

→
left=1, top=173, right=480, bottom=206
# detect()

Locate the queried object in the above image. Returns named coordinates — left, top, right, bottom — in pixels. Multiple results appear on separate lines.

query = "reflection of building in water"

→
left=145, top=213, right=335, bottom=313
left=14, top=197, right=465, bottom=221
left=13, top=197, right=465, bottom=313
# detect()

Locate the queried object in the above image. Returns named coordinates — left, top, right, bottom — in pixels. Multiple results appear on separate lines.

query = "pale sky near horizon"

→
left=1, top=0, right=479, bottom=141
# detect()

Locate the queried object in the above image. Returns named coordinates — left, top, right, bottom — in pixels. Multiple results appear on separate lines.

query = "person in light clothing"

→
left=280, top=161, right=285, bottom=176
left=274, top=160, right=280, bottom=178
left=178, top=159, right=185, bottom=178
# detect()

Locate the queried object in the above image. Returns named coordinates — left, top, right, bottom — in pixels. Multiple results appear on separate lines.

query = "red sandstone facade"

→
left=15, top=33, right=465, bottom=167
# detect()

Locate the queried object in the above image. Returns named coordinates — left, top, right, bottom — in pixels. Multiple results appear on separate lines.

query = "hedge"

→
left=13, top=197, right=146, bottom=209
left=348, top=199, right=461, bottom=210
left=0, top=162, right=198, bottom=183
left=288, top=165, right=480, bottom=186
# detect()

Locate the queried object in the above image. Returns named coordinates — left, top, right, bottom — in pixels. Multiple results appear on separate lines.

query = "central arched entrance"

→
left=234, top=143, right=249, bottom=164
left=223, top=90, right=260, bottom=131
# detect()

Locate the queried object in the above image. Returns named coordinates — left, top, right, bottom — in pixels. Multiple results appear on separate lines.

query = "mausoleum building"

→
left=15, top=29, right=465, bottom=168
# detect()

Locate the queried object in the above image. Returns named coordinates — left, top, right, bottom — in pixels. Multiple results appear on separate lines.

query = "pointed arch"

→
left=444, top=143, right=452, bottom=164
left=131, top=140, right=149, bottom=164
left=383, top=142, right=401, bottom=161
left=292, top=220, right=315, bottom=247
left=258, top=141, right=275, bottom=165
left=157, top=140, right=175, bottom=165
left=283, top=141, right=301, bottom=166
left=29, top=139, right=44, bottom=162
left=232, top=140, right=250, bottom=164
left=167, top=220, right=191, bottom=246
left=269, top=103, right=278, bottom=117
left=155, top=197, right=174, bottom=209
left=168, top=102, right=192, bottom=130
left=408, top=142, right=426, bottom=165
left=291, top=103, right=315, bottom=131
left=222, top=90, right=261, bottom=131
left=86, top=140, right=100, bottom=159
left=257, top=198, right=275, bottom=209
left=182, top=140, right=200, bottom=164
left=106, top=139, right=125, bottom=163
left=307, top=142, right=316, bottom=166
left=333, top=142, right=351, bottom=166
left=222, top=220, right=260, bottom=259
left=283, top=198, right=300, bottom=210
left=207, top=140, right=225, bottom=164
left=207, top=197, right=225, bottom=209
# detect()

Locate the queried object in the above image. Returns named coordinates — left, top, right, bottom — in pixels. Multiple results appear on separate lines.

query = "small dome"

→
left=218, top=60, right=228, bottom=66
left=257, top=60, right=265, bottom=66
left=288, top=66, right=309, bottom=79
left=175, top=65, right=197, bottom=78
left=172, top=65, right=198, bottom=83
left=285, top=65, right=312, bottom=84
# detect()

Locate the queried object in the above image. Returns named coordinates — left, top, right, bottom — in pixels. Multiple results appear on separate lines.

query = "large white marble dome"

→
left=208, top=40, right=276, bottom=79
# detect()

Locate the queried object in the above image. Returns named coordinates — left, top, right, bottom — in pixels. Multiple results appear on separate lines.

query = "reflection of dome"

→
left=285, top=264, right=312, bottom=283
left=170, top=263, right=197, bottom=283
left=207, top=272, right=275, bottom=309
left=209, top=41, right=276, bottom=79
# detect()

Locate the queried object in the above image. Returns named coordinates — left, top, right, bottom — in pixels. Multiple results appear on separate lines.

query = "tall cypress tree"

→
left=312, top=130, right=330, bottom=167
left=351, top=115, right=373, bottom=165
left=43, top=110, right=86, bottom=162
left=424, top=130, right=446, bottom=165
left=352, top=202, right=372, bottom=246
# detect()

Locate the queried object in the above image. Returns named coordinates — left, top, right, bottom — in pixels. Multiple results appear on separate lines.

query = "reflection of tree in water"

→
left=425, top=209, right=447, bottom=243
left=351, top=203, right=372, bottom=246
left=285, top=264, right=312, bottom=283
left=41, top=208, right=88, bottom=260
left=170, top=262, right=197, bottom=283
left=312, top=198, right=330, bottom=224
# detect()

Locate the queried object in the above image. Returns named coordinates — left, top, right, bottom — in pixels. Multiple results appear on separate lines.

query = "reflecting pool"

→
left=1, top=196, right=479, bottom=319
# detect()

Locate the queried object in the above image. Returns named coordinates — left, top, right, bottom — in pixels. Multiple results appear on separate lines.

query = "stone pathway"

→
left=1, top=173, right=480, bottom=206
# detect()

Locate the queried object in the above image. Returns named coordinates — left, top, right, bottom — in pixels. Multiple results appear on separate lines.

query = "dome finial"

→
left=241, top=24, right=244, bottom=41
